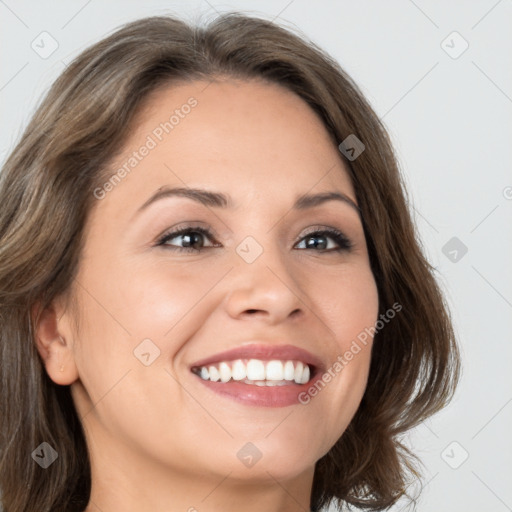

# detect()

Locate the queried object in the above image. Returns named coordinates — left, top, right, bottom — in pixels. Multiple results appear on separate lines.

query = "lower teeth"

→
left=243, top=379, right=292, bottom=386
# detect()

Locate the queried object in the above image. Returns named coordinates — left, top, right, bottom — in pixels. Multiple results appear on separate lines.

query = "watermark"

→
left=236, top=442, right=262, bottom=468
left=440, top=31, right=469, bottom=60
left=133, top=338, right=161, bottom=366
left=31, top=31, right=59, bottom=59
left=503, top=186, right=512, bottom=200
left=441, top=441, right=469, bottom=469
left=93, top=97, right=198, bottom=200
left=442, top=236, right=468, bottom=263
left=236, top=236, right=264, bottom=264
left=298, top=302, right=402, bottom=404
left=31, top=442, right=59, bottom=469
left=338, top=134, right=365, bottom=161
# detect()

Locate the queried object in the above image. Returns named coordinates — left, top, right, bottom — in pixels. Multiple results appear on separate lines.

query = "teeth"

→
left=300, top=364, right=310, bottom=384
left=250, top=379, right=290, bottom=387
left=247, top=359, right=265, bottom=380
left=208, top=366, right=220, bottom=382
left=265, top=360, right=284, bottom=380
left=219, top=362, right=231, bottom=382
left=232, top=359, right=246, bottom=381
left=283, top=361, right=295, bottom=381
left=194, top=359, right=312, bottom=385
left=294, top=361, right=304, bottom=383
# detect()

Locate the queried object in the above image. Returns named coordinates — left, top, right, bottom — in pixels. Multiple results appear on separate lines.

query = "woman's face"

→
left=62, top=79, right=379, bottom=484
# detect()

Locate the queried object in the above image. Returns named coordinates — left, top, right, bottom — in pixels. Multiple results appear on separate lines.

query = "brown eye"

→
left=157, top=227, right=218, bottom=252
left=295, top=229, right=352, bottom=252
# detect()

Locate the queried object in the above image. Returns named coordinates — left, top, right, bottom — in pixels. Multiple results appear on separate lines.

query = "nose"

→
left=222, top=247, right=305, bottom=325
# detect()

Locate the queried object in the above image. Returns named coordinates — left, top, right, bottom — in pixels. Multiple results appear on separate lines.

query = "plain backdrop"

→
left=1, top=1, right=511, bottom=511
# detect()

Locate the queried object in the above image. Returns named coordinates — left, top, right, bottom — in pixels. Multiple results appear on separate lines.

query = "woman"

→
left=0, top=13, right=460, bottom=512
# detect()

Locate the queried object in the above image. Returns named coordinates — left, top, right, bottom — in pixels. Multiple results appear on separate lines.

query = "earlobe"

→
left=32, top=301, right=79, bottom=386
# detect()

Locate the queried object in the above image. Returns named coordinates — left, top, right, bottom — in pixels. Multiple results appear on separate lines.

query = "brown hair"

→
left=0, top=13, right=460, bottom=512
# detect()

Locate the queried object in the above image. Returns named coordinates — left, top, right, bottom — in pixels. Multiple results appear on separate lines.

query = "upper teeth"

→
left=193, top=359, right=311, bottom=385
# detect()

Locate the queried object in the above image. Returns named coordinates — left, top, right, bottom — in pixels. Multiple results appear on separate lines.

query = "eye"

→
left=156, top=226, right=218, bottom=253
left=294, top=228, right=353, bottom=252
left=156, top=225, right=353, bottom=254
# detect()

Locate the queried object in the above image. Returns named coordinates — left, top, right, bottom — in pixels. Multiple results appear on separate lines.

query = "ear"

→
left=32, top=299, right=79, bottom=386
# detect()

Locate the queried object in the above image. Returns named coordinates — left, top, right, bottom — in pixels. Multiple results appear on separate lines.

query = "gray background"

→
left=1, top=1, right=511, bottom=511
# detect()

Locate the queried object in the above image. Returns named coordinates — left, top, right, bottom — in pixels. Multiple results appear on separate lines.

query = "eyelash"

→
left=156, top=225, right=353, bottom=253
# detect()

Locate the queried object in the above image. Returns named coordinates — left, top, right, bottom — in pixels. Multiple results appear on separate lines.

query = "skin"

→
left=35, top=78, right=379, bottom=512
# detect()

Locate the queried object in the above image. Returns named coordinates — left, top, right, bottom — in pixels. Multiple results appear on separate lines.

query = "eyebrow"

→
left=136, top=186, right=360, bottom=215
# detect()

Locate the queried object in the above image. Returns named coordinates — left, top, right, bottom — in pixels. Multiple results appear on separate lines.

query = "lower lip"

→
left=193, top=375, right=320, bottom=407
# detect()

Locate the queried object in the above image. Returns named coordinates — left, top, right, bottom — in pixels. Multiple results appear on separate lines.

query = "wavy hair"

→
left=0, top=13, right=460, bottom=511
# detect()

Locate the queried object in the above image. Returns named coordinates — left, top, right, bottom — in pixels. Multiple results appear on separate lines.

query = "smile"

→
left=189, top=343, right=323, bottom=407
left=192, top=359, right=311, bottom=385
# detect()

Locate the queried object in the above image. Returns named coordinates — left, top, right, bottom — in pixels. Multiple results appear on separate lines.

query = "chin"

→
left=223, top=431, right=324, bottom=483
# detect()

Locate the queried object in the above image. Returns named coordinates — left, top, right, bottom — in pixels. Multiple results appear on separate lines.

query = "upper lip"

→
left=190, top=343, right=325, bottom=372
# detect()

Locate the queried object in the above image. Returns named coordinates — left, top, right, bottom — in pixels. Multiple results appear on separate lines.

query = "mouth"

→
left=191, top=359, right=313, bottom=386
left=189, top=344, right=322, bottom=407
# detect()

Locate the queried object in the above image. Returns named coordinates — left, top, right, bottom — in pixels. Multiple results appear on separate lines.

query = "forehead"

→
left=98, top=78, right=355, bottom=213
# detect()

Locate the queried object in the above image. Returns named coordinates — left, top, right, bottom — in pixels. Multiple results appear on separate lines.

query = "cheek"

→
left=308, top=262, right=379, bottom=349
left=77, top=256, right=227, bottom=341
left=71, top=259, right=230, bottom=396
left=296, top=264, right=378, bottom=442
